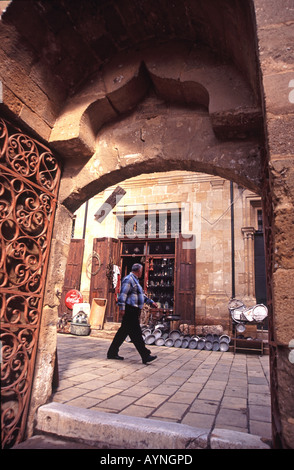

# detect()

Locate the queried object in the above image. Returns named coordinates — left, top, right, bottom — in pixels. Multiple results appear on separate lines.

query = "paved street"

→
left=52, top=333, right=272, bottom=443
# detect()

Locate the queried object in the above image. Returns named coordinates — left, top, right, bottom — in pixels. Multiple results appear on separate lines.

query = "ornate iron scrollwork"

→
left=0, top=118, right=61, bottom=448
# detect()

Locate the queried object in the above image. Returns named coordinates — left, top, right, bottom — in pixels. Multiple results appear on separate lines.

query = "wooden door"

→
left=174, top=235, right=196, bottom=324
left=89, top=237, right=120, bottom=321
left=58, top=238, right=85, bottom=316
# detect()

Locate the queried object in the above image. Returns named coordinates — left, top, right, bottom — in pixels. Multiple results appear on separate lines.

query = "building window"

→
left=117, top=209, right=182, bottom=239
left=257, top=209, right=263, bottom=232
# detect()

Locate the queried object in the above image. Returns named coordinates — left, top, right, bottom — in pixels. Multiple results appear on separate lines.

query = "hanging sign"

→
left=65, top=289, right=83, bottom=310
left=94, top=186, right=126, bottom=223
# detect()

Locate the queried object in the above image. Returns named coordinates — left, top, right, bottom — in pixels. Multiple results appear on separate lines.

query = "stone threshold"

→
left=14, top=402, right=271, bottom=450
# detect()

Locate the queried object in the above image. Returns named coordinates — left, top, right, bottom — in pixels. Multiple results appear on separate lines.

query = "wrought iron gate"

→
left=0, top=117, right=61, bottom=448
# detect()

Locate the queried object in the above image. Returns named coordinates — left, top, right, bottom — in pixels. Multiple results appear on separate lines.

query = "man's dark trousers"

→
left=107, top=304, right=151, bottom=360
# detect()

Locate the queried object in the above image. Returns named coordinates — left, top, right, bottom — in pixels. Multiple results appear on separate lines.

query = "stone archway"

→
left=1, top=0, right=293, bottom=449
left=49, top=42, right=263, bottom=213
left=60, top=94, right=263, bottom=213
left=34, top=42, right=268, bottom=445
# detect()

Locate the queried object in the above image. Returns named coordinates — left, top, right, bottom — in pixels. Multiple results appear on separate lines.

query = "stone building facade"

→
left=73, top=171, right=264, bottom=333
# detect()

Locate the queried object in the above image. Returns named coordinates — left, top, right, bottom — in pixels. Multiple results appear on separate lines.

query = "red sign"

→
left=65, top=289, right=83, bottom=309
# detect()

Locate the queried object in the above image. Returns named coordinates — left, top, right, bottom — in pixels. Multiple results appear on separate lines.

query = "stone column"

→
left=26, top=203, right=73, bottom=438
left=254, top=0, right=294, bottom=449
left=241, top=227, right=255, bottom=299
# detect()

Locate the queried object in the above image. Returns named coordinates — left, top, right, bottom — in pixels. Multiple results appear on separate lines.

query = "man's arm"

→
left=144, top=295, right=158, bottom=309
left=117, top=278, right=132, bottom=312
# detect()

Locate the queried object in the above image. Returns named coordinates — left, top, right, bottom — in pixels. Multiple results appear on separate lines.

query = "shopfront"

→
left=86, top=205, right=196, bottom=325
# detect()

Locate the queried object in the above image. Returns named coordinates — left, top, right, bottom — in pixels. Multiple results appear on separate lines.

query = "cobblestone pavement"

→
left=52, top=334, right=272, bottom=442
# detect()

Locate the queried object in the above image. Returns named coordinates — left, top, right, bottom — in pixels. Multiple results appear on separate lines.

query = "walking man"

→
left=107, top=263, right=158, bottom=364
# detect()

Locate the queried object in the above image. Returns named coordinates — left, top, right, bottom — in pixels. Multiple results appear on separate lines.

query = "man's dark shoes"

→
left=142, top=355, right=157, bottom=365
left=107, top=354, right=124, bottom=360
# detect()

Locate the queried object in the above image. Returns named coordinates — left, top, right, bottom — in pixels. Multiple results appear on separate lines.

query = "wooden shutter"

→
left=89, top=237, right=120, bottom=322
left=174, top=235, right=196, bottom=324
left=58, top=238, right=85, bottom=315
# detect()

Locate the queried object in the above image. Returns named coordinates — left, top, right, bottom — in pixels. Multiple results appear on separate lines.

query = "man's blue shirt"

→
left=118, top=272, right=153, bottom=310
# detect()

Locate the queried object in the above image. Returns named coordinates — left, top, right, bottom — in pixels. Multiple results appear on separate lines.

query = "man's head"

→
left=131, top=263, right=143, bottom=278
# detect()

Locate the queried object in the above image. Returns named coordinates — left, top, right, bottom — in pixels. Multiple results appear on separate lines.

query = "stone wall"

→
left=254, top=0, right=294, bottom=448
left=26, top=204, right=74, bottom=437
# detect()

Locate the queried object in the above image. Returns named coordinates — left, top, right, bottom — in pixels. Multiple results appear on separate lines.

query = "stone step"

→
left=22, top=402, right=270, bottom=450
left=34, top=402, right=208, bottom=449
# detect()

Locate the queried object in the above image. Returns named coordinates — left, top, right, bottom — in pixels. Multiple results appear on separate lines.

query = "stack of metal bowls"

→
left=196, top=334, right=231, bottom=351
left=219, top=335, right=231, bottom=351
left=140, top=326, right=231, bottom=352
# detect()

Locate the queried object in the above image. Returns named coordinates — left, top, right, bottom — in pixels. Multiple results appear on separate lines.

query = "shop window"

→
left=117, top=209, right=181, bottom=238
left=257, top=209, right=263, bottom=232
left=120, top=239, right=175, bottom=315
left=122, top=242, right=145, bottom=255
left=148, top=241, right=175, bottom=255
